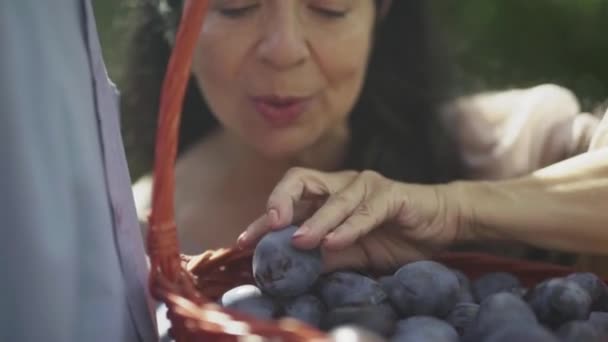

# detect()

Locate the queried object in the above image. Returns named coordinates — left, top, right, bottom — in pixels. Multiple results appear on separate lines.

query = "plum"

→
left=472, top=272, right=521, bottom=303
left=566, top=272, right=608, bottom=311
left=446, top=302, right=479, bottom=336
left=378, top=276, right=395, bottom=294
left=316, top=272, right=387, bottom=310
left=388, top=260, right=460, bottom=318
left=511, top=287, right=529, bottom=298
left=453, top=269, right=475, bottom=304
left=527, top=278, right=592, bottom=329
left=220, top=284, right=278, bottom=319
left=390, top=316, right=459, bottom=342
left=322, top=303, right=398, bottom=338
left=589, top=311, right=608, bottom=335
left=465, top=292, right=537, bottom=341
left=252, top=225, right=322, bottom=297
left=281, top=294, right=324, bottom=327
left=556, top=320, right=603, bottom=342
left=481, top=324, right=558, bottom=342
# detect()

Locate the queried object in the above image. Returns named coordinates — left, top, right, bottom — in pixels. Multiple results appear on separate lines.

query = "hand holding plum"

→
left=238, top=167, right=471, bottom=272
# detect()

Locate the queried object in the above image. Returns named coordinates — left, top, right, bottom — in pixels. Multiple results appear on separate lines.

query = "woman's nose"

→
left=256, top=14, right=310, bottom=70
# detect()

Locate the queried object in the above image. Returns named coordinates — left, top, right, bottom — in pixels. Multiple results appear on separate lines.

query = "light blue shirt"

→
left=0, top=1, right=157, bottom=341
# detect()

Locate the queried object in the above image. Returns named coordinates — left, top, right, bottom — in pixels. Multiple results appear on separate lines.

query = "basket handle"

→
left=147, top=0, right=210, bottom=283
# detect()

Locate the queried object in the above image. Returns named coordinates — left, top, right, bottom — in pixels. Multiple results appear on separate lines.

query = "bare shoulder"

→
left=444, top=84, right=579, bottom=124
left=130, top=132, right=225, bottom=232
left=441, top=84, right=593, bottom=179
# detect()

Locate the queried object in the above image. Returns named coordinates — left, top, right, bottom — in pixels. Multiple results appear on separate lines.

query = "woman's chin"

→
left=256, top=145, right=307, bottom=161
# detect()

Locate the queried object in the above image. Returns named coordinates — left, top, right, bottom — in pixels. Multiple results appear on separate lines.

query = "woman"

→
left=125, top=0, right=608, bottom=273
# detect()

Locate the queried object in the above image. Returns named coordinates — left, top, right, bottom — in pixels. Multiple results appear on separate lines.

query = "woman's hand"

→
left=237, top=167, right=472, bottom=273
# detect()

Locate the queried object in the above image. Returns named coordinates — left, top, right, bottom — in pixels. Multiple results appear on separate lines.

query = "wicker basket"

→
left=145, top=1, right=608, bottom=341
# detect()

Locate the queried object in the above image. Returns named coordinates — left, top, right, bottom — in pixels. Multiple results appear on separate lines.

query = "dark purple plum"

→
left=481, top=324, right=558, bottom=342
left=472, top=272, right=521, bottom=303
left=390, top=316, right=459, bottom=342
left=220, top=284, right=278, bottom=319
left=378, top=276, right=395, bottom=294
left=322, top=303, right=398, bottom=338
left=566, top=272, right=608, bottom=311
left=253, top=225, right=322, bottom=297
left=389, top=261, right=460, bottom=318
left=527, top=278, right=592, bottom=329
left=556, top=320, right=603, bottom=342
left=316, top=272, right=387, bottom=310
left=446, top=302, right=479, bottom=336
left=453, top=269, right=475, bottom=304
left=589, top=311, right=608, bottom=335
left=465, top=292, right=537, bottom=341
left=281, top=294, right=324, bottom=327
left=511, top=287, right=529, bottom=298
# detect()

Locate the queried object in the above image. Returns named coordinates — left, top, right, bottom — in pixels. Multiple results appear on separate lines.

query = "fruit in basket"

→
left=378, top=276, right=395, bottom=293
left=465, top=292, right=537, bottom=341
left=245, top=241, right=608, bottom=340
left=589, top=311, right=608, bottom=334
left=281, top=294, right=324, bottom=327
left=452, top=269, right=475, bottom=304
left=556, top=320, right=603, bottom=342
left=566, top=272, right=608, bottom=311
left=526, top=277, right=592, bottom=328
left=472, top=272, right=521, bottom=302
left=481, top=324, right=558, bottom=342
left=220, top=284, right=279, bottom=319
left=323, top=303, right=398, bottom=338
left=316, top=271, right=388, bottom=309
left=388, top=260, right=460, bottom=318
left=252, top=225, right=322, bottom=297
left=390, top=316, right=459, bottom=342
left=445, top=302, right=479, bottom=335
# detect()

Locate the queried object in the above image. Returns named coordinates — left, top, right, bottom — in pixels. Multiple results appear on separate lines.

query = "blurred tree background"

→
left=92, top=0, right=608, bottom=179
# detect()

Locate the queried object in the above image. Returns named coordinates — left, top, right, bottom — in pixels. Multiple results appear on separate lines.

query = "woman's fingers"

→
left=293, top=170, right=392, bottom=250
left=321, top=191, right=388, bottom=251
left=237, top=198, right=321, bottom=248
left=291, top=176, right=364, bottom=249
left=237, top=168, right=353, bottom=248
left=237, top=212, right=271, bottom=248
left=266, top=168, right=356, bottom=230
left=321, top=244, right=369, bottom=273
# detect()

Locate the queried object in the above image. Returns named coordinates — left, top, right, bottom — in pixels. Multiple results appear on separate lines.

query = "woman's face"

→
left=192, top=0, right=376, bottom=158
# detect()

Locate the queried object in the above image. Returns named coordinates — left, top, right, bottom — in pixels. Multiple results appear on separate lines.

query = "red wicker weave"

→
left=145, top=1, right=608, bottom=341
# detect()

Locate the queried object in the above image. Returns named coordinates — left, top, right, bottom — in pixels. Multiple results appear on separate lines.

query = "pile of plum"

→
left=220, top=226, right=608, bottom=341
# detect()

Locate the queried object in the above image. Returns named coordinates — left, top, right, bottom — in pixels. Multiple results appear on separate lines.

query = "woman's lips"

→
left=251, top=95, right=312, bottom=127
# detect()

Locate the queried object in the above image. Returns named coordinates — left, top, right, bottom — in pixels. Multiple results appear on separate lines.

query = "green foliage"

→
left=435, top=0, right=608, bottom=109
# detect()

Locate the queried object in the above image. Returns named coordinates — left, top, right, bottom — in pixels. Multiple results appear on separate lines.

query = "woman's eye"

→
left=219, top=5, right=258, bottom=18
left=311, top=7, right=348, bottom=18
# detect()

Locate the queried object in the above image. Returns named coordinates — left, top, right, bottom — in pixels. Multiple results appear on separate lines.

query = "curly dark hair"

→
left=120, top=0, right=465, bottom=183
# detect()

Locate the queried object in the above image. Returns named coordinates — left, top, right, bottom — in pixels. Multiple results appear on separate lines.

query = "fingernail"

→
left=267, top=209, right=279, bottom=226
left=237, top=231, right=248, bottom=244
left=292, top=225, right=310, bottom=238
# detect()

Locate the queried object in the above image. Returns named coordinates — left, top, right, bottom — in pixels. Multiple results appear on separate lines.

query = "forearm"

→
left=460, top=147, right=608, bottom=255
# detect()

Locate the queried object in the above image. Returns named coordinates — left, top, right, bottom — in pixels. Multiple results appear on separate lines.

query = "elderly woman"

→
left=126, top=0, right=608, bottom=275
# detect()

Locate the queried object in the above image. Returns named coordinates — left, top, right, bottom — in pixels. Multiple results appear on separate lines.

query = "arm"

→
left=461, top=145, right=608, bottom=255
left=450, top=84, right=608, bottom=254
